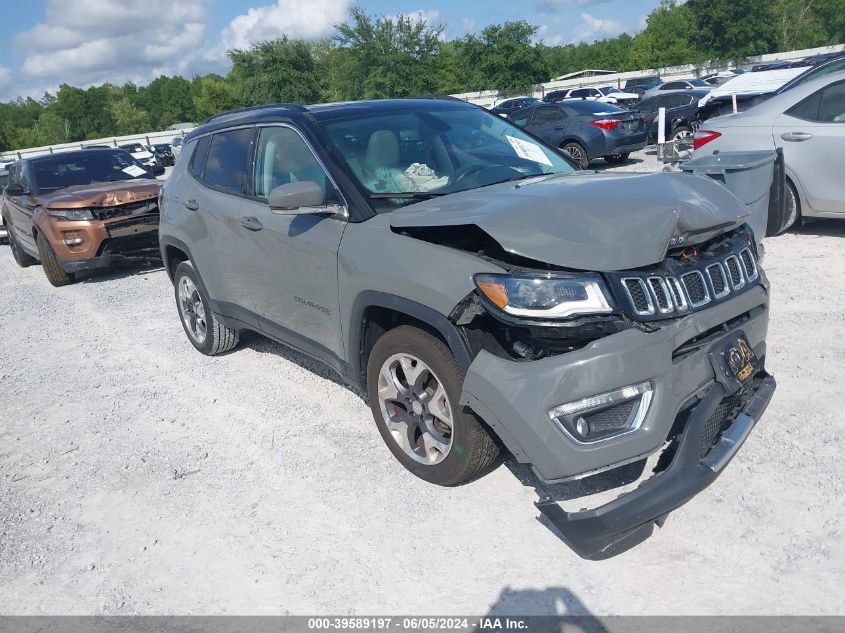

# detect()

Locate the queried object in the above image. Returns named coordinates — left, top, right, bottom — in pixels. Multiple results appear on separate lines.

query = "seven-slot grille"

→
left=620, top=247, right=758, bottom=318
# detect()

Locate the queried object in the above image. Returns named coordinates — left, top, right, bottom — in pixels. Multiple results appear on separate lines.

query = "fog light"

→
left=575, top=417, right=589, bottom=438
left=62, top=231, right=83, bottom=246
left=549, top=381, right=654, bottom=444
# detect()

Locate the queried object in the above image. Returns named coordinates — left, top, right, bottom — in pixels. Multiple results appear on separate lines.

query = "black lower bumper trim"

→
left=536, top=373, right=776, bottom=560
left=62, top=248, right=161, bottom=273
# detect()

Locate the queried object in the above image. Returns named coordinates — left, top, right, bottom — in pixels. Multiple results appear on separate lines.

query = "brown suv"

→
left=2, top=148, right=162, bottom=286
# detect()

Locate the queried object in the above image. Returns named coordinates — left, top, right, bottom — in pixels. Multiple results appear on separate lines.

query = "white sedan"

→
left=565, top=86, right=639, bottom=105
left=693, top=70, right=845, bottom=226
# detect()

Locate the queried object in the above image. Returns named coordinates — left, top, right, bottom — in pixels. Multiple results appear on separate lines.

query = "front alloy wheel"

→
left=366, top=325, right=499, bottom=486
left=178, top=275, right=208, bottom=344
left=377, top=353, right=453, bottom=465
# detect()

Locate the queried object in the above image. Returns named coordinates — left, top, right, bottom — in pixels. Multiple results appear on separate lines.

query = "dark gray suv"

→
left=159, top=99, right=776, bottom=559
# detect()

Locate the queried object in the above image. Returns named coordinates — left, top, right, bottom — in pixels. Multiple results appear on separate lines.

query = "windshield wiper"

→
left=369, top=192, right=447, bottom=199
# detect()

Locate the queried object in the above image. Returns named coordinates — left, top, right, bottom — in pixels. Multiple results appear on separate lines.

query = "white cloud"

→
left=400, top=10, right=441, bottom=26
left=10, top=0, right=207, bottom=95
left=571, top=11, right=626, bottom=42
left=536, top=0, right=615, bottom=10
left=219, top=0, right=352, bottom=53
left=0, top=66, right=10, bottom=87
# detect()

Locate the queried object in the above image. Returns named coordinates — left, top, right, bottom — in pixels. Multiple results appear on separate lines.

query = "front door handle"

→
left=183, top=199, right=199, bottom=211
left=240, top=216, right=263, bottom=231
left=780, top=132, right=813, bottom=142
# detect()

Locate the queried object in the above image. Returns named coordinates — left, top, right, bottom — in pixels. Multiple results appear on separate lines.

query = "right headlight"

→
left=474, top=272, right=613, bottom=319
left=47, top=208, right=94, bottom=221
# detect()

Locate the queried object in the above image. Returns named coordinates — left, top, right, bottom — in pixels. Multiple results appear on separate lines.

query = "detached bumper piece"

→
left=536, top=373, right=776, bottom=560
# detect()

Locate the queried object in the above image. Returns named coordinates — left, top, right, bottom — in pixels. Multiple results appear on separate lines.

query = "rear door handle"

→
left=240, top=216, right=263, bottom=231
left=780, top=132, right=813, bottom=142
left=183, top=199, right=199, bottom=211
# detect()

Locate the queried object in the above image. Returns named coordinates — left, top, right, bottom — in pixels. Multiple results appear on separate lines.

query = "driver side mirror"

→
left=269, top=181, right=333, bottom=215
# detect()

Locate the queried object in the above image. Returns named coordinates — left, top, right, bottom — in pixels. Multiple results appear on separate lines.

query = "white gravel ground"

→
left=1, top=150, right=843, bottom=615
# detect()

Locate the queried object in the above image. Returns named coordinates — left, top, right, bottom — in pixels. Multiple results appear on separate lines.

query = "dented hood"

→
left=39, top=180, right=161, bottom=210
left=389, top=171, right=750, bottom=271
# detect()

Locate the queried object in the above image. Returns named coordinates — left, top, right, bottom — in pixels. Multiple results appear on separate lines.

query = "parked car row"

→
left=507, top=100, right=647, bottom=167
left=2, top=96, right=779, bottom=559
left=693, top=70, right=845, bottom=226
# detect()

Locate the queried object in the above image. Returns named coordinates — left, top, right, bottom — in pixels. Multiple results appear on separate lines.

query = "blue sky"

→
left=0, top=0, right=660, bottom=101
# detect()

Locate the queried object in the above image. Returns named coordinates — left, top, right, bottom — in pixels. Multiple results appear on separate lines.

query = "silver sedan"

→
left=692, top=70, right=845, bottom=227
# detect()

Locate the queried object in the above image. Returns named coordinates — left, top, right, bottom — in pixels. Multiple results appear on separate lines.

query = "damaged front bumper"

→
left=61, top=220, right=161, bottom=273
left=459, top=284, right=774, bottom=558
left=536, top=373, right=775, bottom=560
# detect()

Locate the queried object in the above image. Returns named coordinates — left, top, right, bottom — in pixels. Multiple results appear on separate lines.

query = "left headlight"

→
left=47, top=209, right=93, bottom=221
left=474, top=272, right=613, bottom=319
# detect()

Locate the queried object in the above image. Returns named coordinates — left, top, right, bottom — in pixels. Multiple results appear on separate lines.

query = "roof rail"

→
left=200, top=103, right=308, bottom=125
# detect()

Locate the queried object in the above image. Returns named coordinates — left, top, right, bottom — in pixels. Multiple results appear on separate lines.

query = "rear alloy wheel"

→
left=173, top=260, right=239, bottom=355
left=784, top=178, right=802, bottom=231
left=367, top=325, right=499, bottom=486
left=671, top=126, right=693, bottom=143
left=561, top=142, right=589, bottom=169
left=603, top=153, right=630, bottom=164
left=36, top=232, right=76, bottom=287
left=7, top=224, right=37, bottom=268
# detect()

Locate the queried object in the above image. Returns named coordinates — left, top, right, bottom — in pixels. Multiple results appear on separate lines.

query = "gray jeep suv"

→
left=159, top=99, right=776, bottom=559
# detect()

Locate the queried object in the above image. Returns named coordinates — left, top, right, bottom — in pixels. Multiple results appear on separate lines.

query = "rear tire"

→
left=366, top=325, right=500, bottom=486
left=561, top=142, right=589, bottom=169
left=670, top=126, right=693, bottom=143
left=173, top=260, right=239, bottom=355
left=7, top=224, right=37, bottom=268
left=36, top=232, right=76, bottom=286
left=785, top=177, right=802, bottom=231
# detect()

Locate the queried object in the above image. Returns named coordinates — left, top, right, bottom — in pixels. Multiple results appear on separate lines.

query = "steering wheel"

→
left=454, top=164, right=522, bottom=187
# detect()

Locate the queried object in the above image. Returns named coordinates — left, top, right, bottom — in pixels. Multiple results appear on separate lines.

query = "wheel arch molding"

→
left=347, top=291, right=473, bottom=391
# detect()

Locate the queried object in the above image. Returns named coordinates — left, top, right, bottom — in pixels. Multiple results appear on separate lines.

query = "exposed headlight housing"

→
left=474, top=272, right=613, bottom=319
left=47, top=208, right=93, bottom=221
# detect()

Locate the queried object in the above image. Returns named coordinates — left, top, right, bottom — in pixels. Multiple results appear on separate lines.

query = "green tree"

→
left=229, top=37, right=322, bottom=104
left=134, top=75, right=197, bottom=129
left=110, top=96, right=151, bottom=134
left=333, top=7, right=444, bottom=99
left=455, top=22, right=549, bottom=94
left=32, top=111, right=68, bottom=145
left=630, top=1, right=698, bottom=68
left=192, top=75, right=244, bottom=119
left=687, top=0, right=778, bottom=60
left=771, top=0, right=844, bottom=50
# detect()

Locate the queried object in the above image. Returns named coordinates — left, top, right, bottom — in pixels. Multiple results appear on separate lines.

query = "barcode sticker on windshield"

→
left=122, top=165, right=147, bottom=177
left=505, top=135, right=552, bottom=166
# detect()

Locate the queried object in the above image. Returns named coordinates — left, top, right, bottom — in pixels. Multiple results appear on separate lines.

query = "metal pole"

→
left=732, top=94, right=738, bottom=113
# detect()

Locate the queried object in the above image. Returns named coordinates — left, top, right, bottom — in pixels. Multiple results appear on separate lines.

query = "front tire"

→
left=366, top=325, right=500, bottom=486
left=36, top=232, right=76, bottom=287
left=173, top=260, right=239, bottom=355
left=7, top=224, right=37, bottom=268
left=561, top=141, right=589, bottom=169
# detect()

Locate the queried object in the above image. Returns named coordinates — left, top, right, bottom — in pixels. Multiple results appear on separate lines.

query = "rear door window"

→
left=817, top=82, right=845, bottom=121
left=201, top=128, right=253, bottom=194
left=531, top=106, right=566, bottom=126
left=189, top=136, right=211, bottom=177
left=510, top=110, right=531, bottom=127
left=788, top=82, right=845, bottom=122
